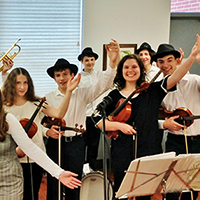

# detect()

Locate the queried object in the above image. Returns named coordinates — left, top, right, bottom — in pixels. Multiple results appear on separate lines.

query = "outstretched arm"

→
left=8, top=113, right=81, bottom=189
left=43, top=73, right=81, bottom=118
left=167, top=34, right=200, bottom=90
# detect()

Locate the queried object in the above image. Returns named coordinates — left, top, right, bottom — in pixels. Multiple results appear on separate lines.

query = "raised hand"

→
left=2, top=58, right=13, bottom=75
left=105, top=39, right=120, bottom=68
left=67, top=73, right=81, bottom=92
left=191, top=34, right=200, bottom=58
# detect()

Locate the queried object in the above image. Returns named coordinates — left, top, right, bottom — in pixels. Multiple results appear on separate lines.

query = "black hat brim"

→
left=47, top=63, right=78, bottom=78
left=152, top=50, right=181, bottom=62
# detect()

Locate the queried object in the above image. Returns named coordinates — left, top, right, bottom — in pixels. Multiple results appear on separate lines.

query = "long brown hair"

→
left=2, top=68, right=39, bottom=106
left=0, top=91, right=9, bottom=142
left=114, top=54, right=146, bottom=90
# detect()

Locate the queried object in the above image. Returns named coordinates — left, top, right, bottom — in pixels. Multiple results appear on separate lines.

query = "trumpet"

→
left=0, top=38, right=21, bottom=72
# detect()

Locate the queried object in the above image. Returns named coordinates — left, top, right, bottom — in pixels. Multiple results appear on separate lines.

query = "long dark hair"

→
left=2, top=68, right=39, bottom=106
left=0, top=91, right=9, bottom=142
left=114, top=54, right=146, bottom=90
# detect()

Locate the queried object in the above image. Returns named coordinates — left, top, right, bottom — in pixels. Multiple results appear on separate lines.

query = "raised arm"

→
left=167, top=34, right=200, bottom=90
left=42, top=73, right=81, bottom=118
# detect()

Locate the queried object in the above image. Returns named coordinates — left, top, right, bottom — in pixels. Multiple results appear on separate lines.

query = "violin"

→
left=106, top=82, right=149, bottom=139
left=158, top=107, right=200, bottom=127
left=17, top=98, right=46, bottom=158
left=41, top=116, right=85, bottom=135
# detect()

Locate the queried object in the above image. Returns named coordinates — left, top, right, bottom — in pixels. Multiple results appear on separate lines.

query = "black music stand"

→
left=115, top=152, right=200, bottom=199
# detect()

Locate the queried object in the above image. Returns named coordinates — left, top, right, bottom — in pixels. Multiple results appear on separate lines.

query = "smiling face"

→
left=156, top=54, right=179, bottom=77
left=81, top=56, right=96, bottom=73
left=138, top=49, right=151, bottom=68
left=15, top=74, right=29, bottom=98
left=122, top=58, right=141, bottom=83
left=53, top=69, right=74, bottom=92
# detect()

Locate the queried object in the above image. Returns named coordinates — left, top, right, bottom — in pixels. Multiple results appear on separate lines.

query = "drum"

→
left=80, top=171, right=113, bottom=200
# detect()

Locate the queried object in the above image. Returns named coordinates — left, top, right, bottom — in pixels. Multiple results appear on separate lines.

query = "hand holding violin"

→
left=46, top=125, right=65, bottom=139
left=163, top=115, right=185, bottom=131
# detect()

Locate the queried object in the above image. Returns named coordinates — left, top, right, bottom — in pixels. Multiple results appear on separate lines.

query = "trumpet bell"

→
left=0, top=38, right=21, bottom=72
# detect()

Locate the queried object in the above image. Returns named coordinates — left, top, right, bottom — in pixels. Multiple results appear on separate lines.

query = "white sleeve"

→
left=6, top=113, right=64, bottom=179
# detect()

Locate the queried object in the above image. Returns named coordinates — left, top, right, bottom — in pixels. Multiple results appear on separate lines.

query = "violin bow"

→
left=58, top=126, right=61, bottom=200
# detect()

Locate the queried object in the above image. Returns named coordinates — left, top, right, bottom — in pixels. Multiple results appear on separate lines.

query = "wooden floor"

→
left=38, top=175, right=200, bottom=200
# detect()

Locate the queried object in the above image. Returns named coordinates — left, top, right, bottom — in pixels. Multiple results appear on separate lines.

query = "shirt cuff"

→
left=158, top=119, right=165, bottom=129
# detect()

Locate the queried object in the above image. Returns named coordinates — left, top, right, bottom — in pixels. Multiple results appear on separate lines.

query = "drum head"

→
left=80, top=171, right=113, bottom=200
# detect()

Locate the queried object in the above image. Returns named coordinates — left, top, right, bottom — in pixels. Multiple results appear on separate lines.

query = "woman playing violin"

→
left=97, top=36, right=200, bottom=200
left=1, top=67, right=80, bottom=200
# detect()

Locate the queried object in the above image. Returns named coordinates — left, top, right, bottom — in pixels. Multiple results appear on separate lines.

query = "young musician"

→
left=136, top=42, right=163, bottom=82
left=78, top=47, right=110, bottom=171
left=45, top=39, right=120, bottom=200
left=96, top=34, right=200, bottom=200
left=1, top=67, right=80, bottom=200
left=154, top=35, right=200, bottom=200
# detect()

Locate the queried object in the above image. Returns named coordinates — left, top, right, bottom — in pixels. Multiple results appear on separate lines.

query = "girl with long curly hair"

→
left=1, top=67, right=80, bottom=200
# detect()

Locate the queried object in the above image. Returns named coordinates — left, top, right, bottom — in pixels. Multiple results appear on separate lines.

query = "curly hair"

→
left=114, top=54, right=146, bottom=90
left=2, top=68, right=39, bottom=106
left=0, top=91, right=9, bottom=142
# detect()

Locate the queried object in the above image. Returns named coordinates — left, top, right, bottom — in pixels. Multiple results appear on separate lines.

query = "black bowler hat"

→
left=135, top=42, right=155, bottom=54
left=47, top=58, right=78, bottom=78
left=78, top=47, right=99, bottom=61
left=153, top=44, right=181, bottom=61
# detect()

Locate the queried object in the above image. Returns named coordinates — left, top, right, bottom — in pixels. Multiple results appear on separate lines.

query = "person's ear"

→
left=176, top=58, right=181, bottom=65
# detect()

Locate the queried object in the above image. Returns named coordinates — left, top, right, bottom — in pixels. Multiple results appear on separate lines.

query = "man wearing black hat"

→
left=44, top=40, right=120, bottom=200
left=136, top=42, right=163, bottom=82
left=78, top=47, right=104, bottom=172
left=154, top=35, right=200, bottom=200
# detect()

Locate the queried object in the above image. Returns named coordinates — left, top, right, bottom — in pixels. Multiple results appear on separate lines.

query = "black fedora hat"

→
left=78, top=47, right=99, bottom=61
left=47, top=58, right=78, bottom=78
left=135, top=42, right=155, bottom=54
left=153, top=44, right=181, bottom=61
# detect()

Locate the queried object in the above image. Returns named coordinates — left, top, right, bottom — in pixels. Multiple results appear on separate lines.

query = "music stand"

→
left=115, top=152, right=200, bottom=199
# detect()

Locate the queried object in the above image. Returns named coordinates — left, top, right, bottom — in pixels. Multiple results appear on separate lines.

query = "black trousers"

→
left=165, top=133, right=200, bottom=200
left=21, top=162, right=43, bottom=200
left=46, top=135, right=85, bottom=200
left=84, top=116, right=101, bottom=170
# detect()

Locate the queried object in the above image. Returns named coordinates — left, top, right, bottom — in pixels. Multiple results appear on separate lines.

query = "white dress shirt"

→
left=45, top=67, right=116, bottom=137
left=161, top=73, right=200, bottom=136
left=78, top=69, right=112, bottom=116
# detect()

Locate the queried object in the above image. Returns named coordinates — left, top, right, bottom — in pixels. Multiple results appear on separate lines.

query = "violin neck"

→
left=24, top=99, right=45, bottom=132
left=149, top=70, right=162, bottom=84
left=181, top=115, right=200, bottom=121
left=58, top=126, right=77, bottom=132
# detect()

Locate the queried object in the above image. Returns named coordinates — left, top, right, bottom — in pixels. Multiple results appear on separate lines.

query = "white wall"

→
left=82, top=0, right=171, bottom=71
